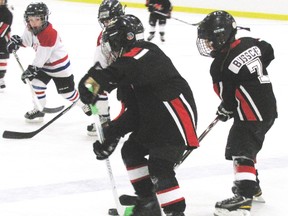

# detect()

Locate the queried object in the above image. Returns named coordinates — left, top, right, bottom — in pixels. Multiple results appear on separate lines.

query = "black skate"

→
left=131, top=195, right=162, bottom=216
left=87, top=115, right=110, bottom=136
left=214, top=195, right=252, bottom=216
left=160, top=32, right=165, bottom=42
left=24, top=108, right=45, bottom=123
left=232, top=181, right=265, bottom=203
left=0, top=79, right=5, bottom=91
left=87, top=123, right=97, bottom=136
left=147, top=32, right=155, bottom=41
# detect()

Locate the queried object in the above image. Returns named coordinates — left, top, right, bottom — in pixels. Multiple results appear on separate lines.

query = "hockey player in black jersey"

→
left=0, top=0, right=13, bottom=90
left=196, top=10, right=278, bottom=216
left=79, top=15, right=198, bottom=216
left=145, top=0, right=172, bottom=42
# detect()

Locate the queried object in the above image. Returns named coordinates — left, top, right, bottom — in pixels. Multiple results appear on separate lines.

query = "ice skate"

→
left=87, top=123, right=97, bottom=136
left=251, top=187, right=265, bottom=203
left=214, top=195, right=252, bottom=216
left=160, top=32, right=165, bottom=42
left=87, top=115, right=110, bottom=136
left=131, top=195, right=161, bottom=216
left=232, top=181, right=265, bottom=203
left=24, top=108, right=45, bottom=123
left=0, top=79, right=5, bottom=92
left=147, top=32, right=155, bottom=41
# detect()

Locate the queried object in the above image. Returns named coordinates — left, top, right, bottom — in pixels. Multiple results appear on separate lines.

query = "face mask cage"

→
left=101, top=30, right=123, bottom=62
left=25, top=14, right=48, bottom=35
left=196, top=38, right=215, bottom=57
left=98, top=10, right=111, bottom=28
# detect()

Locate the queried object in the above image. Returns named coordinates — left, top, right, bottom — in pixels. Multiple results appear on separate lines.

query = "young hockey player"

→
left=0, top=0, right=13, bottom=91
left=6, top=2, right=91, bottom=122
left=78, top=14, right=198, bottom=216
left=196, top=10, right=277, bottom=216
left=145, top=0, right=172, bottom=42
left=86, top=0, right=125, bottom=136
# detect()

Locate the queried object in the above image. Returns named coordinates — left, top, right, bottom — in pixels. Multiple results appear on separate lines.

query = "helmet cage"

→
left=196, top=10, right=237, bottom=57
left=196, top=38, right=215, bottom=57
left=102, top=14, right=144, bottom=60
left=98, top=0, right=124, bottom=28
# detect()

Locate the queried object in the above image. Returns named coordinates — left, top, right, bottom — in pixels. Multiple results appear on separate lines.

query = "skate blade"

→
left=214, top=208, right=251, bottom=216
left=253, top=195, right=265, bottom=203
left=25, top=117, right=44, bottom=123
left=87, top=131, right=98, bottom=137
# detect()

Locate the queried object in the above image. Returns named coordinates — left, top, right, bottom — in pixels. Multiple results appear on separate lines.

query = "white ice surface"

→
left=1, top=1, right=288, bottom=215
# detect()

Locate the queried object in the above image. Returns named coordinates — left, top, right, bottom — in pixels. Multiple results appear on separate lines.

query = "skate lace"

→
left=28, top=108, right=40, bottom=115
left=220, top=195, right=240, bottom=204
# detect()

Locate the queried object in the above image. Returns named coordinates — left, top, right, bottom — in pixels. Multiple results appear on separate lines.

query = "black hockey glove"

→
left=21, top=65, right=39, bottom=84
left=6, top=35, right=23, bottom=53
left=216, top=103, right=233, bottom=122
left=93, top=137, right=120, bottom=160
left=93, top=121, right=121, bottom=160
left=78, top=73, right=99, bottom=105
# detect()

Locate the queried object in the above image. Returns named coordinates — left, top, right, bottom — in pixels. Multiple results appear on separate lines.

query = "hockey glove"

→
left=93, top=136, right=120, bottom=160
left=21, top=65, right=39, bottom=84
left=6, top=35, right=23, bottom=53
left=216, top=103, right=233, bottom=122
left=78, top=73, right=100, bottom=105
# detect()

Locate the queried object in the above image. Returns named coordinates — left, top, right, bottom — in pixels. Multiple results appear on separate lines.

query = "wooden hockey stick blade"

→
left=42, top=105, right=65, bottom=113
left=2, top=103, right=75, bottom=139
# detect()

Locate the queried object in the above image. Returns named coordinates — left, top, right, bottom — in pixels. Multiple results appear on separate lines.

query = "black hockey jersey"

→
left=211, top=37, right=277, bottom=121
left=146, top=0, right=172, bottom=14
left=0, top=5, right=13, bottom=56
left=89, top=41, right=198, bottom=148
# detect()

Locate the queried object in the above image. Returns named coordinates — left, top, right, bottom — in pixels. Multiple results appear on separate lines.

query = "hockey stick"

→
left=175, top=116, right=220, bottom=168
left=13, top=51, right=64, bottom=114
left=86, top=85, right=122, bottom=216
left=2, top=102, right=76, bottom=139
left=119, top=116, right=220, bottom=206
left=153, top=11, right=200, bottom=26
left=94, top=114, right=122, bottom=215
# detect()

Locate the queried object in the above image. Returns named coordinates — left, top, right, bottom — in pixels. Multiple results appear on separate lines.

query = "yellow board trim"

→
left=60, top=0, right=288, bottom=21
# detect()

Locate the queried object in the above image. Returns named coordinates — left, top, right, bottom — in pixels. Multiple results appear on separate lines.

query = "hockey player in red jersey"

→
left=0, top=0, right=13, bottom=91
left=86, top=0, right=125, bottom=136
left=145, top=0, right=172, bottom=42
left=196, top=10, right=278, bottom=216
left=6, top=2, right=91, bottom=122
left=78, top=15, right=198, bottom=216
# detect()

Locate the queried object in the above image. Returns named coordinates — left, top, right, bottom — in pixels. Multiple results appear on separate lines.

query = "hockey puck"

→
left=108, top=208, right=119, bottom=215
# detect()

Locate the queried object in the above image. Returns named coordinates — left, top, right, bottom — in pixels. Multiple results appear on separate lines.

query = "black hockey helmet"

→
left=98, top=0, right=124, bottom=28
left=196, top=10, right=237, bottom=57
left=24, top=2, right=50, bottom=35
left=102, top=14, right=144, bottom=59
